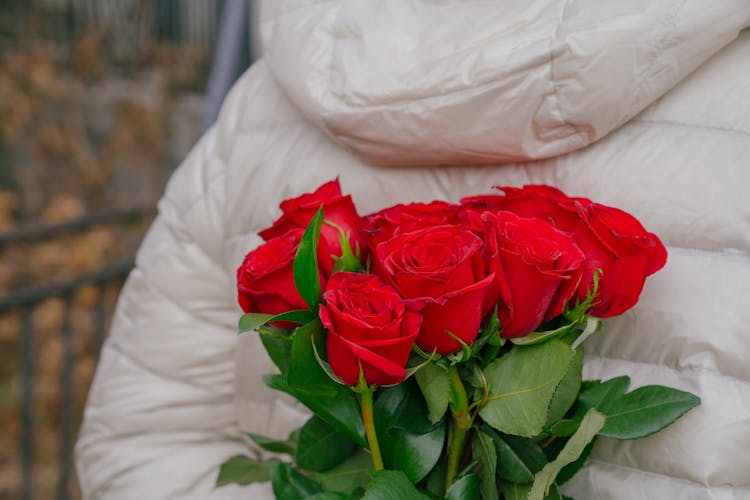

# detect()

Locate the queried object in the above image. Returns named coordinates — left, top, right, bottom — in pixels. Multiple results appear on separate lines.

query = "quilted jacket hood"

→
left=261, top=0, right=750, bottom=165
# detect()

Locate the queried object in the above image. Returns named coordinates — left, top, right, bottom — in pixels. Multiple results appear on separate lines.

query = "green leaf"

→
left=296, top=415, right=357, bottom=472
left=471, top=430, right=498, bottom=500
left=414, top=362, right=451, bottom=424
left=288, top=318, right=340, bottom=395
left=546, top=420, right=579, bottom=438
left=216, top=455, right=269, bottom=486
left=239, top=313, right=273, bottom=333
left=260, top=328, right=293, bottom=375
left=378, top=420, right=445, bottom=484
left=571, top=377, right=700, bottom=440
left=499, top=482, right=530, bottom=500
left=294, top=206, right=324, bottom=311
left=479, top=340, right=576, bottom=437
left=263, top=374, right=366, bottom=447
left=268, top=460, right=322, bottom=499
left=555, top=440, right=595, bottom=485
left=374, top=383, right=446, bottom=484
left=282, top=317, right=370, bottom=443
left=528, top=409, right=606, bottom=500
left=485, top=306, right=502, bottom=347
left=422, top=453, right=448, bottom=498
left=597, top=385, right=701, bottom=440
left=546, top=347, right=583, bottom=427
left=386, top=379, right=440, bottom=435
left=570, top=377, right=630, bottom=422
left=481, top=426, right=546, bottom=484
left=500, top=482, right=562, bottom=500
left=445, top=473, right=480, bottom=500
left=500, top=482, right=563, bottom=500
left=239, top=310, right=316, bottom=333
left=473, top=305, right=501, bottom=353
left=308, top=493, right=358, bottom=500
left=247, top=433, right=297, bottom=455
left=361, top=470, right=432, bottom=500
left=314, top=449, right=373, bottom=495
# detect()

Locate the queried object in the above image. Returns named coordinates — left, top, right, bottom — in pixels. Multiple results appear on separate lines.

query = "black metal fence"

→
left=0, top=203, right=155, bottom=500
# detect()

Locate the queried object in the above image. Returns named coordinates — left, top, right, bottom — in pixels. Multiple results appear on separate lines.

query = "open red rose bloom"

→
left=238, top=180, right=667, bottom=386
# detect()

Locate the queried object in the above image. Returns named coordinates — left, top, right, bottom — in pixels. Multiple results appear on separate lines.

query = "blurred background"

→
left=0, top=1, right=256, bottom=498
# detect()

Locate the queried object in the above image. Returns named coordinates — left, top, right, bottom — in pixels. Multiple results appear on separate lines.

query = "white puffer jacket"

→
left=76, top=2, right=750, bottom=499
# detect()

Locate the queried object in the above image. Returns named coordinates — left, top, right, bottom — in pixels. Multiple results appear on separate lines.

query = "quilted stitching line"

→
left=585, top=458, right=750, bottom=490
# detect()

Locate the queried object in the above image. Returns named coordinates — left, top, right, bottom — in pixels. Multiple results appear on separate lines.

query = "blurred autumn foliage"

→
left=0, top=2, right=216, bottom=498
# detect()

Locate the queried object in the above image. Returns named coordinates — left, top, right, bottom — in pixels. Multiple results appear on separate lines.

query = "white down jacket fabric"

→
left=76, top=2, right=750, bottom=499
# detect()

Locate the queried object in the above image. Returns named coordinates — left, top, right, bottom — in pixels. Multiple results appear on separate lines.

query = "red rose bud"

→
left=483, top=211, right=585, bottom=338
left=237, top=229, right=310, bottom=316
left=320, top=272, right=421, bottom=386
left=572, top=203, right=667, bottom=318
left=259, top=179, right=366, bottom=276
left=376, top=225, right=495, bottom=355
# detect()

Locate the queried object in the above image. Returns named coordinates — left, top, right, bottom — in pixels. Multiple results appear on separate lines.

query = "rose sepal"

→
left=508, top=316, right=584, bottom=347
left=310, top=332, right=347, bottom=386
left=510, top=268, right=603, bottom=347
left=325, top=219, right=364, bottom=274
left=238, top=310, right=317, bottom=334
left=570, top=315, right=602, bottom=351
left=400, top=352, right=439, bottom=384
left=444, top=330, right=474, bottom=365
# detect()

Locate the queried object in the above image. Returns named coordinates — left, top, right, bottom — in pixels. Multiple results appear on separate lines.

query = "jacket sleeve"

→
left=74, top=122, right=273, bottom=499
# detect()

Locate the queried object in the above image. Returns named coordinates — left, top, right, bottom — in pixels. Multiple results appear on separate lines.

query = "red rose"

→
left=259, top=179, right=365, bottom=276
left=572, top=203, right=667, bottom=317
left=458, top=193, right=506, bottom=235
left=320, top=272, right=421, bottom=386
left=362, top=201, right=460, bottom=245
left=483, top=211, right=585, bottom=338
left=486, top=185, right=667, bottom=317
left=375, top=225, right=495, bottom=355
left=495, top=185, right=589, bottom=231
left=362, top=201, right=460, bottom=273
left=237, top=229, right=310, bottom=316
left=459, top=185, right=588, bottom=236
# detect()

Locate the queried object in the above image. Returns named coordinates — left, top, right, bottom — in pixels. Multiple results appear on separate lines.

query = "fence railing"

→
left=25, top=0, right=224, bottom=53
left=0, top=203, right=155, bottom=500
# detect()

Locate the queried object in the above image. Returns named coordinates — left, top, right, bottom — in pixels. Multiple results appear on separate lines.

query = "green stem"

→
left=360, top=388, right=384, bottom=471
left=445, top=365, right=472, bottom=491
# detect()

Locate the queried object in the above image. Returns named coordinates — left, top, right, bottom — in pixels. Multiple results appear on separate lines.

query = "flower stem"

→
left=360, top=388, right=384, bottom=471
left=445, top=364, right=472, bottom=491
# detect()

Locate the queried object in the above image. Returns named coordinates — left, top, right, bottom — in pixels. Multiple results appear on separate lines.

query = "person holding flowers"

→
left=77, top=2, right=750, bottom=499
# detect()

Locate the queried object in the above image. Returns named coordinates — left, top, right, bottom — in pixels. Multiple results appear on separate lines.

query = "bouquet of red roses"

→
left=219, top=179, right=699, bottom=499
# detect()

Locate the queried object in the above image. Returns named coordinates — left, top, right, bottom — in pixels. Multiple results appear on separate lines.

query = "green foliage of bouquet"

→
left=219, top=180, right=700, bottom=499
